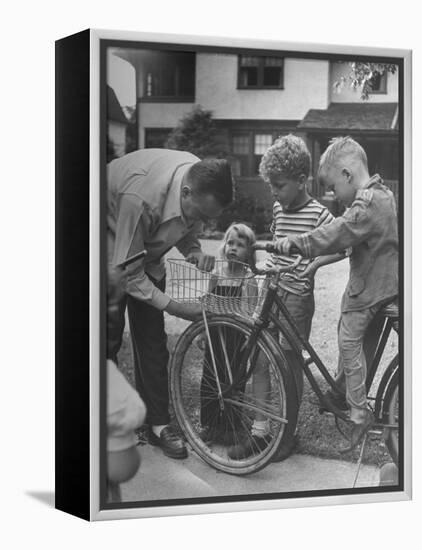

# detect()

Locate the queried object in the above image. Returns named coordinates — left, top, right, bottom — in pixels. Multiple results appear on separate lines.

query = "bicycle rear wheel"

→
left=382, top=364, right=399, bottom=465
left=170, top=315, right=298, bottom=475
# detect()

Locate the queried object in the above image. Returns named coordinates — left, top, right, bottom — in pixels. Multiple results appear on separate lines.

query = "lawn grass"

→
left=117, top=240, right=398, bottom=467
left=118, top=331, right=395, bottom=467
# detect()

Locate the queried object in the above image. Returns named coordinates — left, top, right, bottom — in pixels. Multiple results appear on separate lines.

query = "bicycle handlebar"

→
left=253, top=242, right=302, bottom=256
left=248, top=242, right=303, bottom=275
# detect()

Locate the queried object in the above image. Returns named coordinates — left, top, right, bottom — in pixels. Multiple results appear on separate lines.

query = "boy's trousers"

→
left=336, top=304, right=381, bottom=410
left=108, top=275, right=171, bottom=427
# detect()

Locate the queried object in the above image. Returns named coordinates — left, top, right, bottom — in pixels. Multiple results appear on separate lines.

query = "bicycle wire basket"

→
left=167, top=258, right=267, bottom=318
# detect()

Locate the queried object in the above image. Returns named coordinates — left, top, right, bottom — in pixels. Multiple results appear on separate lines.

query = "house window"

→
left=254, top=134, right=273, bottom=173
left=368, top=71, right=387, bottom=94
left=238, top=56, right=284, bottom=89
left=143, top=52, right=195, bottom=101
left=232, top=134, right=250, bottom=177
left=231, top=132, right=281, bottom=177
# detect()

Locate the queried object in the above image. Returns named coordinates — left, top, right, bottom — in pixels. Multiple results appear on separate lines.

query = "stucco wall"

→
left=329, top=62, right=399, bottom=103
left=196, top=54, right=330, bottom=119
left=138, top=103, right=195, bottom=148
left=137, top=54, right=331, bottom=146
left=136, top=56, right=399, bottom=147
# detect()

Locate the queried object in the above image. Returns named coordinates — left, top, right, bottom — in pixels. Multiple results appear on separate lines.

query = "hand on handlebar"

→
left=251, top=240, right=303, bottom=275
left=274, top=237, right=292, bottom=256
left=252, top=241, right=302, bottom=256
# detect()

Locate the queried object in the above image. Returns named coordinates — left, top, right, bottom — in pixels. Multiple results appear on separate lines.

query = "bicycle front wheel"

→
left=170, top=315, right=298, bottom=475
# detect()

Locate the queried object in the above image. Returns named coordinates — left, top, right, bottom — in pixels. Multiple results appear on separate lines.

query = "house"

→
left=107, top=85, right=130, bottom=159
left=110, top=49, right=399, bottom=213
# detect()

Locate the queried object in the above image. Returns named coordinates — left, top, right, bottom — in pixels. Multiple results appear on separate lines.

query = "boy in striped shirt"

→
left=229, top=135, right=345, bottom=461
left=262, top=135, right=346, bottom=401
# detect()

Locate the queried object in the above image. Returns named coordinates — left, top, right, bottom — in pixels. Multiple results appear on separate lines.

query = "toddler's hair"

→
left=319, top=136, right=368, bottom=173
left=259, top=134, right=311, bottom=182
left=220, top=223, right=257, bottom=265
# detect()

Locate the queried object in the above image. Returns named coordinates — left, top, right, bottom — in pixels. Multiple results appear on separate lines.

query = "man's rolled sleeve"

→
left=126, top=275, right=171, bottom=310
left=111, top=194, right=172, bottom=310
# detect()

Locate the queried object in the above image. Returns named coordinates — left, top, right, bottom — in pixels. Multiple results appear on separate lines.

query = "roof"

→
left=107, top=85, right=129, bottom=125
left=298, top=102, right=398, bottom=132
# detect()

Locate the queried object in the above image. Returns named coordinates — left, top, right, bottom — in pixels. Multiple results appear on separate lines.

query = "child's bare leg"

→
left=251, top=355, right=270, bottom=433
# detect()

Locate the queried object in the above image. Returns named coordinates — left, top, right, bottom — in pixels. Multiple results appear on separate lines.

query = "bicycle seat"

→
left=380, top=298, right=399, bottom=331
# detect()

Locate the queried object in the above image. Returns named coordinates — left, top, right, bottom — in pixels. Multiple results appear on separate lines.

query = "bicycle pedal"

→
left=368, top=429, right=383, bottom=436
left=318, top=408, right=334, bottom=417
left=303, top=352, right=313, bottom=366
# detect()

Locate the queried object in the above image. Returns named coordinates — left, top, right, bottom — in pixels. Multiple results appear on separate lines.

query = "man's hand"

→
left=186, top=251, right=215, bottom=272
left=164, top=300, right=203, bottom=322
left=274, top=237, right=292, bottom=256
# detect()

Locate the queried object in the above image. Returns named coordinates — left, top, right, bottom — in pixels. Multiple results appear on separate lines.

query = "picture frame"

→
left=55, top=28, right=412, bottom=521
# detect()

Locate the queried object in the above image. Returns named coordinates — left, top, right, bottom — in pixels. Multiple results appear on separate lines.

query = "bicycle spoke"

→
left=217, top=325, right=233, bottom=384
left=224, top=397, right=288, bottom=424
left=232, top=392, right=283, bottom=418
left=171, top=315, right=298, bottom=474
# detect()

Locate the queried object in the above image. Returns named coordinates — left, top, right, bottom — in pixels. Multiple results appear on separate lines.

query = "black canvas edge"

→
left=54, top=28, right=412, bottom=521
left=55, top=28, right=91, bottom=521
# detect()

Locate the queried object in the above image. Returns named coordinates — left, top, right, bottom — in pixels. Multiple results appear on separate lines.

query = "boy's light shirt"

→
left=291, top=175, right=398, bottom=312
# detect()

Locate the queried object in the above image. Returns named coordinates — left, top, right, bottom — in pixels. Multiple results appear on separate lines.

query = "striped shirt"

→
left=266, top=198, right=334, bottom=295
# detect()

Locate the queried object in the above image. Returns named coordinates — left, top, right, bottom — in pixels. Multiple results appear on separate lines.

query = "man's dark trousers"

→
left=108, top=275, right=171, bottom=426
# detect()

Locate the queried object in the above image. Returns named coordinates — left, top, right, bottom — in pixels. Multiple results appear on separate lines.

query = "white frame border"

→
left=89, top=28, right=412, bottom=521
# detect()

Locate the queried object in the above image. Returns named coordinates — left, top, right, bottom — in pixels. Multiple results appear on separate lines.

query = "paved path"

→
left=120, top=445, right=380, bottom=503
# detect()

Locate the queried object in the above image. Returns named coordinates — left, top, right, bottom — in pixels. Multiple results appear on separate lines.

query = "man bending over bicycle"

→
left=276, top=136, right=398, bottom=451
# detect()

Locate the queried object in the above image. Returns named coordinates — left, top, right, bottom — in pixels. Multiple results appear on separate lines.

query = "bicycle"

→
left=167, top=244, right=399, bottom=476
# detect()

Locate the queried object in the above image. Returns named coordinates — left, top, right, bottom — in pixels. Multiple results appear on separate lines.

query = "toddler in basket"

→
left=208, top=222, right=258, bottom=309
left=200, top=223, right=259, bottom=441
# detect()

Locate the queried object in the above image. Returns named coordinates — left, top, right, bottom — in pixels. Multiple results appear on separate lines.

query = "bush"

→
left=165, top=105, right=229, bottom=159
left=214, top=196, right=273, bottom=235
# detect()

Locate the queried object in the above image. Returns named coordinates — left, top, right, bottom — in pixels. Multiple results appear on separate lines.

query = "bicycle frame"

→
left=224, top=270, right=396, bottom=424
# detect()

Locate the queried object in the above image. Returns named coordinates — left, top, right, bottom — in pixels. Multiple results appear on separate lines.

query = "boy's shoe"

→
left=316, top=390, right=348, bottom=413
left=198, top=426, right=214, bottom=444
left=227, top=434, right=270, bottom=460
left=271, top=434, right=299, bottom=463
left=148, top=426, right=188, bottom=459
left=339, top=410, right=375, bottom=453
left=198, top=425, right=238, bottom=446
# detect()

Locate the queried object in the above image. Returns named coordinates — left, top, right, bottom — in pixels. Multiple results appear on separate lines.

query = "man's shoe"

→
left=339, top=410, right=375, bottom=453
left=271, top=434, right=299, bottom=463
left=149, top=426, right=188, bottom=459
left=228, top=434, right=269, bottom=460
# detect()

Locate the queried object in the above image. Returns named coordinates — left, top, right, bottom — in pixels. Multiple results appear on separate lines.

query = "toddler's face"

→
left=224, top=230, right=249, bottom=262
left=268, top=173, right=304, bottom=210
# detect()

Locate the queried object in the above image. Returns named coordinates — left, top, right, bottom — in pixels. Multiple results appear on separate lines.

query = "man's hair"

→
left=188, top=158, right=234, bottom=206
left=259, top=134, right=311, bottom=182
left=319, top=136, right=368, bottom=173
